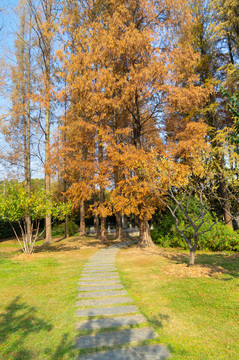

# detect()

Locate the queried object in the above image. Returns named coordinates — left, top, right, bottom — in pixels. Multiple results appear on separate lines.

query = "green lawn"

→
left=0, top=237, right=238, bottom=359
left=0, top=236, right=99, bottom=360
left=116, top=246, right=239, bottom=360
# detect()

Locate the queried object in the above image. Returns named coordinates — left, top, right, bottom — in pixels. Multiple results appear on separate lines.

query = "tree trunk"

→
left=94, top=215, right=100, bottom=238
left=123, top=214, right=128, bottom=228
left=189, top=247, right=196, bottom=266
left=116, top=211, right=123, bottom=241
left=64, top=179, right=69, bottom=238
left=80, top=199, right=86, bottom=236
left=188, top=237, right=198, bottom=266
left=99, top=183, right=107, bottom=243
left=138, top=218, right=154, bottom=247
left=94, top=191, right=100, bottom=238
left=220, top=180, right=233, bottom=229
left=100, top=216, right=107, bottom=243
left=64, top=215, right=69, bottom=238
left=22, top=9, right=32, bottom=247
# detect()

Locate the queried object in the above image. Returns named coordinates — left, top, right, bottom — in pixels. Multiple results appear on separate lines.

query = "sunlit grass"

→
left=116, top=246, right=239, bottom=360
left=0, top=236, right=99, bottom=360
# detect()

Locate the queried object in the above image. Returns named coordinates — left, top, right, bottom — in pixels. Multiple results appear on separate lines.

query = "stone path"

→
left=76, top=244, right=170, bottom=359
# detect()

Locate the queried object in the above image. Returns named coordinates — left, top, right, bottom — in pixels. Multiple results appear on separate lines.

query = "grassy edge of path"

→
left=116, top=246, right=239, bottom=360
left=0, top=236, right=100, bottom=360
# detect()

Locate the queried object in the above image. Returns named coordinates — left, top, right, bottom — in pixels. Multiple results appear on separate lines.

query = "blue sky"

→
left=0, top=1, right=46, bottom=181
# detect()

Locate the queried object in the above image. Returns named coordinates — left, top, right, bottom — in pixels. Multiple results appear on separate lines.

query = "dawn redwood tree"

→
left=1, top=0, right=34, bottom=243
left=57, top=0, right=211, bottom=247
left=27, top=0, right=57, bottom=243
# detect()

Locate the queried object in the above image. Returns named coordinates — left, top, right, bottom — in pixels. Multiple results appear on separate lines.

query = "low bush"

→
left=152, top=209, right=239, bottom=252
left=151, top=221, right=239, bottom=251
left=52, top=220, right=78, bottom=237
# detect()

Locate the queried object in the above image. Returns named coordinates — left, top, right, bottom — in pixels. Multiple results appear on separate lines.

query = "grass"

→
left=0, top=236, right=101, bottom=360
left=1, top=235, right=238, bottom=359
left=116, top=246, right=239, bottom=360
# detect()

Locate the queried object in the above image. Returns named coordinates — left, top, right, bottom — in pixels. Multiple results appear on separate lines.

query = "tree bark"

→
left=100, top=215, right=107, bottom=243
left=80, top=199, right=86, bottom=236
left=44, top=0, right=52, bottom=244
left=189, top=248, right=196, bottom=266
left=94, top=191, right=100, bottom=238
left=138, top=218, right=154, bottom=247
left=23, top=9, right=32, bottom=247
left=219, top=180, right=233, bottom=229
left=116, top=211, right=123, bottom=241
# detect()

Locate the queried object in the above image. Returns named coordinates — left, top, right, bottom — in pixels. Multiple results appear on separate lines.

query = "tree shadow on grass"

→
left=34, top=237, right=105, bottom=253
left=0, top=296, right=52, bottom=359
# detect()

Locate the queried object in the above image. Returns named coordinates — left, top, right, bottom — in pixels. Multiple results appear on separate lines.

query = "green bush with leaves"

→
left=52, top=220, right=78, bottom=237
left=152, top=205, right=239, bottom=252
left=151, top=198, right=239, bottom=251
left=0, top=181, right=71, bottom=253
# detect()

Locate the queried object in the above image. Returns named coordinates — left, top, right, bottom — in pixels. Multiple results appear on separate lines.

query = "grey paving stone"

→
left=76, top=314, right=146, bottom=330
left=78, top=290, right=128, bottom=298
left=76, top=327, right=157, bottom=349
left=76, top=297, right=133, bottom=307
left=78, top=280, right=121, bottom=286
left=76, top=305, right=138, bottom=317
left=82, top=269, right=117, bottom=274
left=84, top=263, right=115, bottom=266
left=78, top=345, right=170, bottom=359
left=78, top=284, right=123, bottom=291
left=81, top=270, right=117, bottom=274
left=80, top=275, right=119, bottom=281
left=85, top=262, right=115, bottom=265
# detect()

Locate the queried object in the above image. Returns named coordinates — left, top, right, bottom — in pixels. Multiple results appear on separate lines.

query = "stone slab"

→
left=76, top=327, right=157, bottom=349
left=76, top=305, right=138, bottom=317
left=84, top=263, right=115, bottom=266
left=78, top=284, right=123, bottom=291
left=83, top=267, right=116, bottom=271
left=76, top=297, right=133, bottom=307
left=78, top=290, right=128, bottom=298
left=76, top=314, right=146, bottom=330
left=78, top=345, right=170, bottom=359
left=80, top=275, right=119, bottom=281
left=78, top=280, right=121, bottom=286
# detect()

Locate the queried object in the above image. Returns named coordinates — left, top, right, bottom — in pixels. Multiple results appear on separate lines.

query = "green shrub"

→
left=151, top=220, right=239, bottom=252
left=152, top=196, right=239, bottom=252
left=52, top=220, right=78, bottom=237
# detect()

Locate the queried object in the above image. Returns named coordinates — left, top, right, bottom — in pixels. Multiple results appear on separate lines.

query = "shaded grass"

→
left=116, top=246, right=239, bottom=360
left=0, top=236, right=100, bottom=360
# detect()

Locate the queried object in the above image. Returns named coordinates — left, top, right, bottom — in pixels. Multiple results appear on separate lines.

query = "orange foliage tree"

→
left=55, top=0, right=210, bottom=246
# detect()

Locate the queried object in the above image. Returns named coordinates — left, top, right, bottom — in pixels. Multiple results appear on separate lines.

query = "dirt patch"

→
left=162, top=263, right=229, bottom=278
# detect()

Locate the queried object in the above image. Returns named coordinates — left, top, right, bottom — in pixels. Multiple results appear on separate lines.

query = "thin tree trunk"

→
left=100, top=216, right=107, bottom=243
left=44, top=0, right=52, bottom=244
left=123, top=214, right=128, bottom=228
left=80, top=199, right=86, bottom=236
left=93, top=190, right=100, bottom=238
left=116, top=211, right=123, bottom=241
left=220, top=180, right=233, bottom=229
left=189, top=248, right=196, bottom=266
left=23, top=10, right=32, bottom=246
left=138, top=218, right=154, bottom=247
left=63, top=176, right=69, bottom=238
left=188, top=237, right=198, bottom=266
left=100, top=188, right=107, bottom=243
left=45, top=108, right=52, bottom=243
